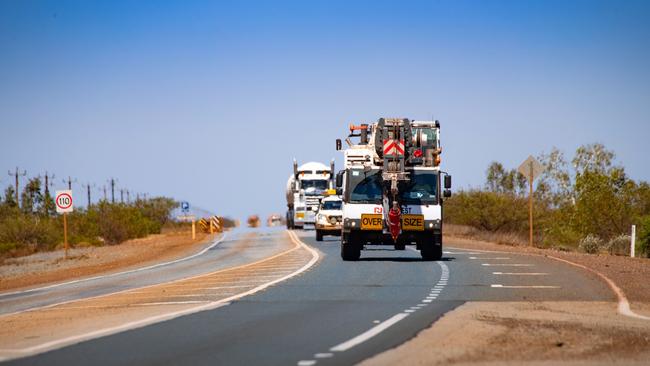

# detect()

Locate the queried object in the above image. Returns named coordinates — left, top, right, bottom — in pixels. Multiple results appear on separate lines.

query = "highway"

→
left=1, top=228, right=614, bottom=365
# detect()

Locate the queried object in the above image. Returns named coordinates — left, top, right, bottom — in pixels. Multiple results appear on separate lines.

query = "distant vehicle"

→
left=285, top=160, right=335, bottom=230
left=247, top=215, right=261, bottom=228
left=315, top=192, right=343, bottom=241
left=267, top=214, right=284, bottom=227
left=335, top=118, right=452, bottom=261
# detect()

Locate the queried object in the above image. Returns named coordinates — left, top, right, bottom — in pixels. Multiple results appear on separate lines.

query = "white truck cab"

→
left=286, top=161, right=334, bottom=229
left=335, top=118, right=452, bottom=261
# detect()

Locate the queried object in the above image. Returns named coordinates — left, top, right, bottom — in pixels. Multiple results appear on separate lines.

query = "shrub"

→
left=579, top=234, right=603, bottom=254
left=605, top=234, right=631, bottom=256
left=637, top=216, right=650, bottom=258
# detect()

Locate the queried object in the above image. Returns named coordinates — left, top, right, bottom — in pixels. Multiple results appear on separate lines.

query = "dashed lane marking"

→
left=482, top=263, right=533, bottom=267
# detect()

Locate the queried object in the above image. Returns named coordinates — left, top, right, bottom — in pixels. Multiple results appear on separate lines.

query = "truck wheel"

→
left=341, top=237, right=361, bottom=261
left=420, top=244, right=442, bottom=261
left=394, top=242, right=406, bottom=251
left=316, top=230, right=323, bottom=242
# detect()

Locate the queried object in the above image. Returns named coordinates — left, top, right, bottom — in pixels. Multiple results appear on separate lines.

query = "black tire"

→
left=316, top=230, right=323, bottom=242
left=420, top=244, right=442, bottom=261
left=394, top=243, right=406, bottom=250
left=341, top=236, right=361, bottom=261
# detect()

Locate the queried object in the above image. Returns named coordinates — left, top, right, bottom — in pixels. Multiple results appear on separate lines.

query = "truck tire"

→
left=316, top=230, right=323, bottom=242
left=420, top=244, right=442, bottom=261
left=341, top=235, right=361, bottom=261
left=394, top=242, right=406, bottom=251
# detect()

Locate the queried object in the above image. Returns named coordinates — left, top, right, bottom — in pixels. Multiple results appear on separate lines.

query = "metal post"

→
left=529, top=162, right=534, bottom=247
left=192, top=219, right=196, bottom=240
left=631, top=225, right=636, bottom=258
left=64, top=212, right=69, bottom=259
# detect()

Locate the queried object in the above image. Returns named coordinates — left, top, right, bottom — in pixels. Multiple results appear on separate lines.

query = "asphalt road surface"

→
left=2, top=228, right=613, bottom=366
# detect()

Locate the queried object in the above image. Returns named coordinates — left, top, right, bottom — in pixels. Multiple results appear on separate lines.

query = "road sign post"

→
left=55, top=190, right=74, bottom=258
left=518, top=156, right=544, bottom=247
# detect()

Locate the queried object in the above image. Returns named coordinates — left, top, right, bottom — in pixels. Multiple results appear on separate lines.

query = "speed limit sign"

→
left=55, top=190, right=74, bottom=213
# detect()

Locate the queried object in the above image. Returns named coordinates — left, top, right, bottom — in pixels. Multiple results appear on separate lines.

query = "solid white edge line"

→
left=545, top=254, right=650, bottom=321
left=330, top=313, right=410, bottom=352
left=0, top=232, right=229, bottom=298
left=0, top=230, right=321, bottom=361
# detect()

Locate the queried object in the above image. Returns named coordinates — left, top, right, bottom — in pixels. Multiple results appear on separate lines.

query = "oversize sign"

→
left=55, top=190, right=73, bottom=214
left=361, top=214, right=383, bottom=230
left=402, top=214, right=424, bottom=231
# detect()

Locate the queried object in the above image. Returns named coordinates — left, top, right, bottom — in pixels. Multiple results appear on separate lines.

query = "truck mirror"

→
left=444, top=175, right=452, bottom=189
left=336, top=171, right=344, bottom=188
left=443, top=189, right=452, bottom=198
left=336, top=139, right=342, bottom=151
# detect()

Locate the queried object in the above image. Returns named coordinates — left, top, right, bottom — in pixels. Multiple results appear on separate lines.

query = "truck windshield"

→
left=347, top=169, right=383, bottom=204
left=321, top=201, right=342, bottom=210
left=301, top=180, right=328, bottom=194
left=400, top=171, right=438, bottom=204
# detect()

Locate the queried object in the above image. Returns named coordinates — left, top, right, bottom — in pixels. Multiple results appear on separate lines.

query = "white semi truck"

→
left=286, top=160, right=334, bottom=229
left=334, top=118, right=452, bottom=261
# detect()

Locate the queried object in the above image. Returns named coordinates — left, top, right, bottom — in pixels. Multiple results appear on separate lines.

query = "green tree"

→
left=3, top=186, right=17, bottom=208
left=21, top=177, right=43, bottom=214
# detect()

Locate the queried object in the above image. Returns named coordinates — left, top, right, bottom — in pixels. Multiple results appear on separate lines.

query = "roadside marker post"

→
left=177, top=214, right=196, bottom=241
left=518, top=156, right=544, bottom=247
left=55, top=190, right=74, bottom=258
left=631, top=225, right=636, bottom=258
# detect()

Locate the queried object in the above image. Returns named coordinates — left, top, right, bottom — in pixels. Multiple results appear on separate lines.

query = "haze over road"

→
left=0, top=228, right=616, bottom=365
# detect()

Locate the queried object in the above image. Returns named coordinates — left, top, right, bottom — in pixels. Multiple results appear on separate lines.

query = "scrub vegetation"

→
left=444, top=143, right=650, bottom=257
left=0, top=182, right=178, bottom=259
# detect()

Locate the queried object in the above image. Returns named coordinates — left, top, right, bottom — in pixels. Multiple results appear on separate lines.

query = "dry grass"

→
left=444, top=223, right=534, bottom=248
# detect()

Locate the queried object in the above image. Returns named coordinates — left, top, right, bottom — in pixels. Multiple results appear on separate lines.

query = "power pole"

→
left=82, top=183, right=95, bottom=207
left=63, top=176, right=76, bottom=190
left=103, top=185, right=107, bottom=201
left=126, top=190, right=131, bottom=203
left=120, top=189, right=124, bottom=203
left=43, top=171, right=55, bottom=196
left=8, top=167, right=27, bottom=205
left=109, top=178, right=117, bottom=204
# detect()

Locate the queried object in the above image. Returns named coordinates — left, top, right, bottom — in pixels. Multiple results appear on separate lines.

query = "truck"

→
left=315, top=191, right=343, bottom=241
left=334, top=118, right=452, bottom=261
left=286, top=160, right=335, bottom=229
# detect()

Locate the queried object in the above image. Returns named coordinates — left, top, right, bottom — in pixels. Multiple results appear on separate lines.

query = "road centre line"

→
left=0, top=233, right=229, bottom=298
left=0, top=230, right=320, bottom=361
left=330, top=313, right=410, bottom=352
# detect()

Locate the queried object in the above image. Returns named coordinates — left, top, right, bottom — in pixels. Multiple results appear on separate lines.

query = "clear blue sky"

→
left=1, top=0, right=649, bottom=220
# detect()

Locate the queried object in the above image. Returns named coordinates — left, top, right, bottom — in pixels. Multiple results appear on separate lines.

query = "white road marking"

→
left=205, top=285, right=253, bottom=290
left=491, top=284, right=560, bottom=289
left=136, top=301, right=209, bottom=306
left=314, top=353, right=333, bottom=358
left=492, top=272, right=548, bottom=276
left=422, top=299, right=432, bottom=303
left=297, top=360, right=316, bottom=366
left=373, top=320, right=380, bottom=324
left=0, top=233, right=229, bottom=298
left=482, top=263, right=533, bottom=267
left=330, top=313, right=409, bottom=352
left=546, top=254, right=650, bottom=321
left=0, top=230, right=320, bottom=361
left=404, top=309, right=415, bottom=313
